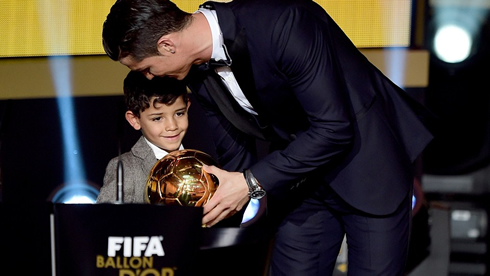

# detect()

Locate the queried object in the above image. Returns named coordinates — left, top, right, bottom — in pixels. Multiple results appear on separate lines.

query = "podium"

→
left=54, top=204, right=272, bottom=276
left=1, top=203, right=272, bottom=275
left=54, top=203, right=202, bottom=276
left=0, top=202, right=52, bottom=275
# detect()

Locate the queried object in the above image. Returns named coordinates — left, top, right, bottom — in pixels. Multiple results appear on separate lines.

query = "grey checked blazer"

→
left=97, top=136, right=158, bottom=203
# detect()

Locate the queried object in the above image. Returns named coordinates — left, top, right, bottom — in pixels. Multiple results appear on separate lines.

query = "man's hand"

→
left=202, top=165, right=250, bottom=227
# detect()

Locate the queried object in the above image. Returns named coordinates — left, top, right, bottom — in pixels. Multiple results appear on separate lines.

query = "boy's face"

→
left=127, top=95, right=190, bottom=152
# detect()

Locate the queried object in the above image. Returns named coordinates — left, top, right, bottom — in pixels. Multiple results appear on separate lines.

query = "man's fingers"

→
left=200, top=167, right=249, bottom=227
left=203, top=164, right=218, bottom=174
left=203, top=191, right=219, bottom=214
left=202, top=200, right=224, bottom=226
left=202, top=193, right=239, bottom=226
left=202, top=205, right=236, bottom=227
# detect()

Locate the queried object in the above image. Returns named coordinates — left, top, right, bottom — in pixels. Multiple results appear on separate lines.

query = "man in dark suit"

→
left=102, top=0, right=434, bottom=274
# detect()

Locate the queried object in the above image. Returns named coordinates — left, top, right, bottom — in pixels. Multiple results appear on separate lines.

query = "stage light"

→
left=241, top=198, right=268, bottom=227
left=49, top=182, right=99, bottom=204
left=423, top=1, right=490, bottom=175
left=241, top=199, right=260, bottom=224
left=428, top=3, right=488, bottom=65
left=433, top=24, right=472, bottom=63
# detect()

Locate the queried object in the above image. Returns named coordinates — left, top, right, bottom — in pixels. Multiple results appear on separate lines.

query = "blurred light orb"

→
left=434, top=24, right=472, bottom=63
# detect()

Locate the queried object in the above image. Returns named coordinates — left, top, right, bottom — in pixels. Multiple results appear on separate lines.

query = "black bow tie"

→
left=198, top=58, right=231, bottom=71
left=199, top=45, right=232, bottom=70
left=209, top=58, right=231, bottom=67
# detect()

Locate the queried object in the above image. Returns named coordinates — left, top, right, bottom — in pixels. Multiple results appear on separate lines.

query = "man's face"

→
left=120, top=54, right=193, bottom=80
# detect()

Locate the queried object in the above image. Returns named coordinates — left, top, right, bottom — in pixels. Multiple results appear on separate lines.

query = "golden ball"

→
left=145, top=149, right=219, bottom=207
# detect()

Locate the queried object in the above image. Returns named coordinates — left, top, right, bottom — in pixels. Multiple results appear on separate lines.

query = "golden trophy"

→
left=145, top=149, right=219, bottom=207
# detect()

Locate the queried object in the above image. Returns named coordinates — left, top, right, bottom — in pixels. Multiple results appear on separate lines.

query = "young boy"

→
left=97, top=71, right=190, bottom=203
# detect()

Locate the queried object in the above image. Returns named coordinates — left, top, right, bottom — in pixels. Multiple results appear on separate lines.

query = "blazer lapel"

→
left=194, top=3, right=273, bottom=139
left=212, top=2, right=270, bottom=126
left=224, top=29, right=267, bottom=118
left=132, top=136, right=158, bottom=171
left=201, top=71, right=269, bottom=140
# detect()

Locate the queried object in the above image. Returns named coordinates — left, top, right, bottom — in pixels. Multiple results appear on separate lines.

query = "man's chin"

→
left=174, top=73, right=189, bottom=80
left=174, top=68, right=192, bottom=80
left=165, top=74, right=185, bottom=80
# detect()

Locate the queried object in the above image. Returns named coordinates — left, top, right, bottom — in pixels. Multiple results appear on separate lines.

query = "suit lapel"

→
left=201, top=71, right=269, bottom=140
left=195, top=2, right=273, bottom=139
left=128, top=136, right=157, bottom=202
left=224, top=29, right=266, bottom=118
left=132, top=136, right=158, bottom=171
left=212, top=2, right=269, bottom=123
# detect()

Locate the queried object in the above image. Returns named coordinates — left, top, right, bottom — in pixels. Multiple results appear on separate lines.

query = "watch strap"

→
left=243, top=169, right=266, bottom=199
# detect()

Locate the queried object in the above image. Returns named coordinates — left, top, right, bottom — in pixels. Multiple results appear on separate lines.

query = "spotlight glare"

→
left=241, top=199, right=260, bottom=224
left=63, top=195, right=96, bottom=204
left=434, top=24, right=472, bottom=63
left=50, top=182, right=99, bottom=204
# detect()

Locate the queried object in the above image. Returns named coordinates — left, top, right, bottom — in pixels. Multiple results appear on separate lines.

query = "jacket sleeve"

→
left=97, top=157, right=118, bottom=203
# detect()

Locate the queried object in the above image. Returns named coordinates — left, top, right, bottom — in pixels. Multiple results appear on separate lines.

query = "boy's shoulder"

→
left=106, top=137, right=149, bottom=163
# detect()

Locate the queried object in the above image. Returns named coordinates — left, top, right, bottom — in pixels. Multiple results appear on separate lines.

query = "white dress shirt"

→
left=198, top=8, right=258, bottom=115
left=145, top=137, right=184, bottom=160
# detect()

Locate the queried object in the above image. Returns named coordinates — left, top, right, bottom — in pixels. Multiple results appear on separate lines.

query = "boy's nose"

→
left=165, top=120, right=178, bottom=131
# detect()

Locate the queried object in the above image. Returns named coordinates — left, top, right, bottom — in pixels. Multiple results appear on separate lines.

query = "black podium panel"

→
left=199, top=227, right=273, bottom=276
left=54, top=204, right=203, bottom=276
left=0, top=202, right=52, bottom=275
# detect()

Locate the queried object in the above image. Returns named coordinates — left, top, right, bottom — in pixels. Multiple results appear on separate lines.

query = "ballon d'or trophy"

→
left=145, top=149, right=219, bottom=207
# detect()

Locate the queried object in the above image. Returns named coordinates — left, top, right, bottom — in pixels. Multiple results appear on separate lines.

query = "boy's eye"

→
left=176, top=112, right=185, bottom=117
left=152, top=117, right=162, bottom=121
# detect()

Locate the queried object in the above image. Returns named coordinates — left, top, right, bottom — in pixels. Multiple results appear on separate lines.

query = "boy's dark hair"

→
left=102, top=0, right=192, bottom=61
left=124, top=71, right=189, bottom=117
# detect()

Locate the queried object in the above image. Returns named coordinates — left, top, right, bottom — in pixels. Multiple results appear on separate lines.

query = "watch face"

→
left=250, top=190, right=266, bottom=199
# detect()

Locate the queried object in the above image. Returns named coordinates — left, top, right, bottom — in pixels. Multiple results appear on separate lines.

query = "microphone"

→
left=115, top=158, right=124, bottom=204
left=115, top=97, right=125, bottom=204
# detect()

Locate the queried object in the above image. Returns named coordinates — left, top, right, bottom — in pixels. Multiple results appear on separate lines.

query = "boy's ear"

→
left=125, top=111, right=141, bottom=130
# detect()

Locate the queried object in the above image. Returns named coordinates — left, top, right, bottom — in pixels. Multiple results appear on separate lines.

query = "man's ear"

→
left=125, top=111, right=141, bottom=130
left=157, top=35, right=176, bottom=54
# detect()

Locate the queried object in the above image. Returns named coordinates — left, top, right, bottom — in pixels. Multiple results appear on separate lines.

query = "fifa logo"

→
left=107, top=236, right=165, bottom=257
left=97, top=236, right=174, bottom=275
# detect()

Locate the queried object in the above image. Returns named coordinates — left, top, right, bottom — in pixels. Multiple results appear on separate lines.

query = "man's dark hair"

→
left=124, top=71, right=189, bottom=117
left=102, top=0, right=192, bottom=61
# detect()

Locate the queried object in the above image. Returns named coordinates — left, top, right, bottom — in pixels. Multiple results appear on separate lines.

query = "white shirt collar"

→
left=197, top=8, right=228, bottom=62
left=144, top=137, right=184, bottom=160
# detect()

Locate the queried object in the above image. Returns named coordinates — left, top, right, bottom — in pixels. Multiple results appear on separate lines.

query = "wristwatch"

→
left=243, top=169, right=266, bottom=199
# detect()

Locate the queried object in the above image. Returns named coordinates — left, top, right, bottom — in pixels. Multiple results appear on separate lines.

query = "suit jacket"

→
left=186, top=0, right=434, bottom=215
left=97, top=136, right=158, bottom=203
